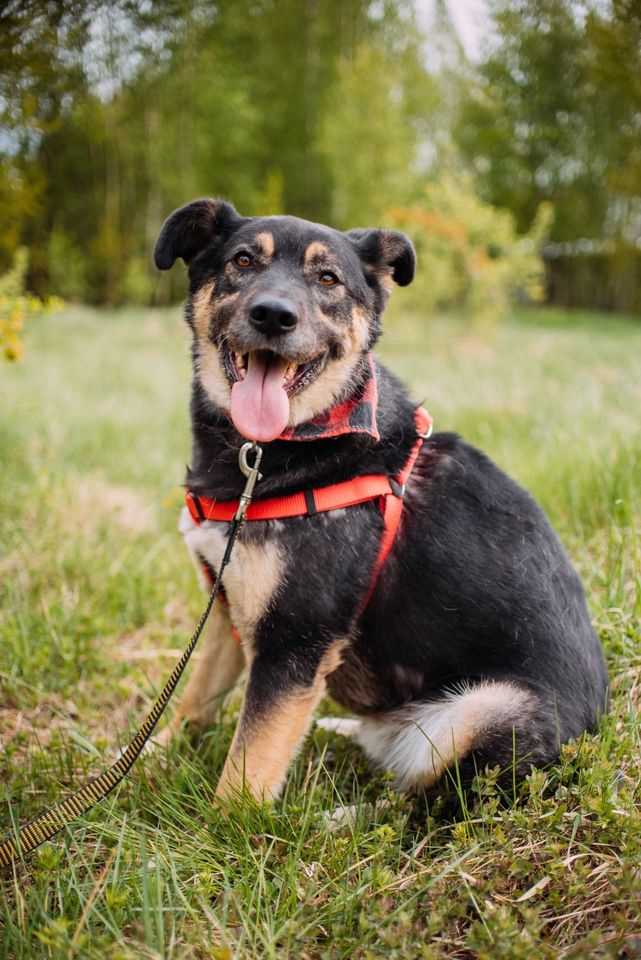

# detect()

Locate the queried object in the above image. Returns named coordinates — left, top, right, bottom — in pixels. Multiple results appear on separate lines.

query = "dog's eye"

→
left=233, top=252, right=253, bottom=268
left=319, top=272, right=339, bottom=286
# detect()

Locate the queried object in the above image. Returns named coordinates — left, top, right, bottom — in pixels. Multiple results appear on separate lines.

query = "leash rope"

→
left=0, top=441, right=264, bottom=871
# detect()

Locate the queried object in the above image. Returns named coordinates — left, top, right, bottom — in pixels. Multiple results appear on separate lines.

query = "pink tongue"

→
left=230, top=353, right=291, bottom=442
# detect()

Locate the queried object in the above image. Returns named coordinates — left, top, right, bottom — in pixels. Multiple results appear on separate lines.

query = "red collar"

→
left=187, top=405, right=432, bottom=525
left=279, top=352, right=379, bottom=442
left=187, top=406, right=432, bottom=608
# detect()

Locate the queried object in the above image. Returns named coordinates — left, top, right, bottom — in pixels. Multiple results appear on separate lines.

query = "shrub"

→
left=0, top=249, right=63, bottom=360
left=388, top=174, right=553, bottom=320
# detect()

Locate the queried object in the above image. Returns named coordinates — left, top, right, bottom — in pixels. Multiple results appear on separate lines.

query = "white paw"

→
left=316, top=717, right=362, bottom=737
left=323, top=798, right=390, bottom=831
left=323, top=802, right=360, bottom=830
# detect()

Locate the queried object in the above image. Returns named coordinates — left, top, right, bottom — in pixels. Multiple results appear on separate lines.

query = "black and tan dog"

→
left=154, top=198, right=608, bottom=803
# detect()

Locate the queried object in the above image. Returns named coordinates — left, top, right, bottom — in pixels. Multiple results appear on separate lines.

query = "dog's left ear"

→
left=345, top=228, right=416, bottom=287
left=154, top=197, right=245, bottom=270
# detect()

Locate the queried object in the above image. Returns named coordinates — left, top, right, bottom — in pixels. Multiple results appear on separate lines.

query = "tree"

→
left=585, top=0, right=641, bottom=245
left=3, top=0, right=425, bottom=301
left=455, top=0, right=641, bottom=247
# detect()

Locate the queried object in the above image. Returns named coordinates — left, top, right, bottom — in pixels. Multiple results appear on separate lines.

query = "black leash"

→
left=0, top=441, right=264, bottom=871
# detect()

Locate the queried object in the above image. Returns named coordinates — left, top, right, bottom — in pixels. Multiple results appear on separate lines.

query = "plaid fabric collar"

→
left=278, top=353, right=379, bottom=442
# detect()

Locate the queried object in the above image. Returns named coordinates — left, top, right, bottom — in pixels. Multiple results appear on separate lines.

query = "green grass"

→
left=1, top=303, right=640, bottom=959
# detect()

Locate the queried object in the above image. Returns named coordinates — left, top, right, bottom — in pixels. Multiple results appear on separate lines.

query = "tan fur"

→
left=180, top=508, right=285, bottom=647
left=192, top=277, right=373, bottom=429
left=288, top=351, right=358, bottom=425
left=196, top=340, right=231, bottom=410
left=254, top=231, right=275, bottom=259
left=373, top=270, right=395, bottom=295
left=350, top=305, right=371, bottom=346
left=357, top=682, right=536, bottom=791
left=197, top=326, right=367, bottom=429
left=288, top=306, right=370, bottom=427
left=180, top=503, right=345, bottom=802
left=304, top=240, right=332, bottom=264
left=194, top=290, right=240, bottom=409
left=217, top=642, right=347, bottom=801
left=155, top=602, right=245, bottom=746
left=192, top=281, right=216, bottom=339
left=216, top=538, right=284, bottom=644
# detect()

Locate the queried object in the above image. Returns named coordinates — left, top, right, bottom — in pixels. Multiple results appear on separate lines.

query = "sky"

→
left=416, top=0, right=490, bottom=61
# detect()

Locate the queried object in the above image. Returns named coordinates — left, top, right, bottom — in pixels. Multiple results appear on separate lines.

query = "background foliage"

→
left=0, top=248, right=61, bottom=359
left=1, top=0, right=639, bottom=316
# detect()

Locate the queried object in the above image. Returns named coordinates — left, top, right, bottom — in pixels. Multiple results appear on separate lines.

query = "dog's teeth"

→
left=234, top=353, right=247, bottom=379
left=284, top=363, right=298, bottom=382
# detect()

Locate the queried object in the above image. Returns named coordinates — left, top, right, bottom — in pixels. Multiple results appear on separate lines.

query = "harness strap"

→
left=190, top=405, right=432, bottom=640
left=360, top=405, right=432, bottom=611
left=187, top=474, right=396, bottom=524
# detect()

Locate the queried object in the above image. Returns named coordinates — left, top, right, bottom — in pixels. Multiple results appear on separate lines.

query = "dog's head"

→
left=155, top=198, right=415, bottom=442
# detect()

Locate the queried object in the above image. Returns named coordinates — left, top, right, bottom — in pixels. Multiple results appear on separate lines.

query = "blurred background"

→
left=1, top=0, right=640, bottom=343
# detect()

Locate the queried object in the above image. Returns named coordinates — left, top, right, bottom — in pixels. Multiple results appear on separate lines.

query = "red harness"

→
left=186, top=405, right=432, bottom=642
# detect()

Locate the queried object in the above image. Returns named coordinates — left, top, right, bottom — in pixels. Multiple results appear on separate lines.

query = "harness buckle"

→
left=417, top=422, right=433, bottom=440
left=389, top=478, right=405, bottom=498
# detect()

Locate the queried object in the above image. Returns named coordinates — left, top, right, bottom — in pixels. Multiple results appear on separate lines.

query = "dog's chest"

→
left=179, top=507, right=284, bottom=644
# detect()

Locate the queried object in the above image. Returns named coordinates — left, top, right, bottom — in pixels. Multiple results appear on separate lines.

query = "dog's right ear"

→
left=154, top=198, right=244, bottom=270
left=345, top=227, right=415, bottom=287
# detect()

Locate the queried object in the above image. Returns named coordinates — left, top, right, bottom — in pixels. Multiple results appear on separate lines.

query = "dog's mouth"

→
left=221, top=343, right=327, bottom=442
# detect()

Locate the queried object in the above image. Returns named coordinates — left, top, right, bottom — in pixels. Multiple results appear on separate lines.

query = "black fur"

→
left=156, top=199, right=608, bottom=794
left=344, top=228, right=416, bottom=286
left=154, top=198, right=246, bottom=269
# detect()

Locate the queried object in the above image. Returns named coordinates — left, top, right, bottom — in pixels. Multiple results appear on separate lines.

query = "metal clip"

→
left=235, top=442, right=264, bottom=522
left=418, top=422, right=433, bottom=440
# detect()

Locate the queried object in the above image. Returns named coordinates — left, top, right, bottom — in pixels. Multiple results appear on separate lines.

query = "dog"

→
left=153, top=197, right=608, bottom=803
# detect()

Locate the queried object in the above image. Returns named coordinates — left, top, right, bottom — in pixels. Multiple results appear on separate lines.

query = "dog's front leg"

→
left=216, top=641, right=345, bottom=803
left=155, top=601, right=245, bottom=747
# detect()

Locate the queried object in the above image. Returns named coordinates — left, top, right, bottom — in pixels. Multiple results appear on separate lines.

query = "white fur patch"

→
left=356, top=681, right=534, bottom=790
left=180, top=507, right=283, bottom=646
left=316, top=716, right=362, bottom=736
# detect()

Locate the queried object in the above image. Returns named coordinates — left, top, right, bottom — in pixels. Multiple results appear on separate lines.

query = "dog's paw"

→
left=316, top=717, right=362, bottom=737
left=322, top=798, right=390, bottom=831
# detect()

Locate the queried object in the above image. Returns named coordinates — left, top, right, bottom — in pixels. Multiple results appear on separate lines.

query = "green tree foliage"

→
left=1, top=0, right=562, bottom=315
left=585, top=0, right=641, bottom=244
left=388, top=174, right=552, bottom=320
left=319, top=34, right=437, bottom=228
left=0, top=2, right=94, bottom=281
left=456, top=0, right=641, bottom=246
left=2, top=0, right=402, bottom=303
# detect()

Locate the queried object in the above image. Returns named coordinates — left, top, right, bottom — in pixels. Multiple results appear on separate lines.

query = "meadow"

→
left=0, top=302, right=639, bottom=958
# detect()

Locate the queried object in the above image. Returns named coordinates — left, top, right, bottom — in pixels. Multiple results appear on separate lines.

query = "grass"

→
left=0, top=302, right=640, bottom=959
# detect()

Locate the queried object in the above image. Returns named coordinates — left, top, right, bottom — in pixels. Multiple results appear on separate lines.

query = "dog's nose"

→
left=249, top=298, right=298, bottom=337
